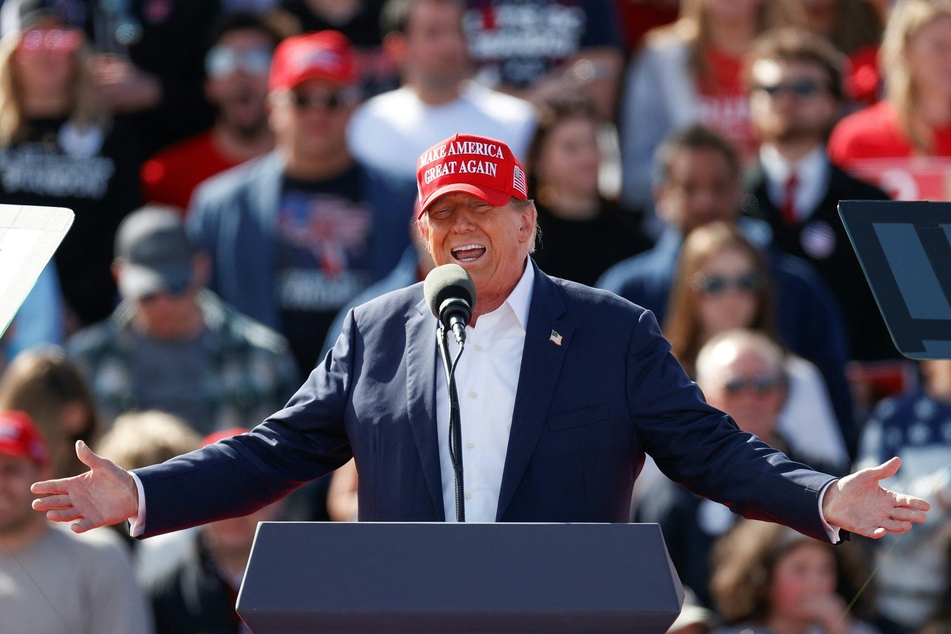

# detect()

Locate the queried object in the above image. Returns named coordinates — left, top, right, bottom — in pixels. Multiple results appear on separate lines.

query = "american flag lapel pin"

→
left=549, top=330, right=563, bottom=346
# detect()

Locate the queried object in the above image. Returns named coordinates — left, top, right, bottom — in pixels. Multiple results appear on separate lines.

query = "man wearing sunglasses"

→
left=186, top=30, right=417, bottom=377
left=743, top=28, right=895, bottom=368
left=140, top=12, right=279, bottom=212
left=598, top=124, right=859, bottom=460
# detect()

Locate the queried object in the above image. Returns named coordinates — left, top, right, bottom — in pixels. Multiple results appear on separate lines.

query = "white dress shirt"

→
left=435, top=261, right=534, bottom=522
left=760, top=144, right=830, bottom=223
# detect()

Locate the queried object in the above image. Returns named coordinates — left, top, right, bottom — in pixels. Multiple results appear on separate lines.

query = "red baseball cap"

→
left=0, top=411, right=48, bottom=467
left=416, top=133, right=529, bottom=218
left=269, top=30, right=357, bottom=92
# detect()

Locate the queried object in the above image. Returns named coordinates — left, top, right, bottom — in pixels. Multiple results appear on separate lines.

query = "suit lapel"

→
left=404, top=298, right=445, bottom=520
left=496, top=264, right=571, bottom=520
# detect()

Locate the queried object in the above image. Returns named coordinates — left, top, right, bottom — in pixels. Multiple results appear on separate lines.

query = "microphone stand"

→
left=437, top=325, right=466, bottom=522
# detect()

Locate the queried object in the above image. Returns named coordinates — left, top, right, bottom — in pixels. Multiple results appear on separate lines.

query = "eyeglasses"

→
left=724, top=373, right=785, bottom=395
left=18, top=28, right=83, bottom=54
left=754, top=80, right=827, bottom=99
left=205, top=45, right=272, bottom=78
left=691, top=271, right=764, bottom=296
left=281, top=88, right=359, bottom=112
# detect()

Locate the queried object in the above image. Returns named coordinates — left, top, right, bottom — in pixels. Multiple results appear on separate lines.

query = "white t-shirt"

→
left=347, top=81, right=537, bottom=178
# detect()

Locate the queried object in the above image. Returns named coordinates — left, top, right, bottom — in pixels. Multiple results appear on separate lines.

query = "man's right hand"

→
left=31, top=440, right=138, bottom=533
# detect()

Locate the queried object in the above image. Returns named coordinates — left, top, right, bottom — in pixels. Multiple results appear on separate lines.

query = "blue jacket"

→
left=597, top=225, right=858, bottom=457
left=186, top=151, right=417, bottom=331
left=135, top=262, right=836, bottom=540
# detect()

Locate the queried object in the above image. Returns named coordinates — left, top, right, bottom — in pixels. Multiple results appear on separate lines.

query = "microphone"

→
left=424, top=264, right=476, bottom=345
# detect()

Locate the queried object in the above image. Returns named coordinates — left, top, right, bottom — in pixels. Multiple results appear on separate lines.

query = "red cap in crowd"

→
left=0, top=411, right=48, bottom=467
left=415, top=133, right=529, bottom=218
left=200, top=427, right=250, bottom=448
left=269, top=30, right=356, bottom=92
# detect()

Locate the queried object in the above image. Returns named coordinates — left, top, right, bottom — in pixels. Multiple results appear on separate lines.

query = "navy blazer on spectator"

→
left=134, top=261, right=836, bottom=540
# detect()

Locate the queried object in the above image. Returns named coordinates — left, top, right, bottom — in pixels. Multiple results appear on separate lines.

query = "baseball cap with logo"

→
left=415, top=133, right=529, bottom=218
left=0, top=411, right=48, bottom=467
left=114, top=205, right=194, bottom=300
left=269, top=30, right=356, bottom=92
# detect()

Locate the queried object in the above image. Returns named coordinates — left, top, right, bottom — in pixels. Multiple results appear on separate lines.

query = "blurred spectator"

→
left=742, top=28, right=895, bottom=364
left=854, top=359, right=951, bottom=634
left=0, top=346, right=101, bottom=479
left=618, top=0, right=803, bottom=232
left=320, top=216, right=433, bottom=356
left=709, top=519, right=878, bottom=634
left=664, top=225, right=849, bottom=473
left=614, top=0, right=678, bottom=54
left=801, top=0, right=884, bottom=106
left=0, top=2, right=142, bottom=329
left=0, top=410, right=153, bottom=633
left=526, top=97, right=652, bottom=286
left=829, top=0, right=951, bottom=201
left=2, top=0, right=223, bottom=158
left=266, top=0, right=398, bottom=96
left=1, top=264, right=64, bottom=365
left=141, top=427, right=284, bottom=634
left=187, top=31, right=416, bottom=375
left=347, top=0, right=537, bottom=179
left=95, top=409, right=202, bottom=576
left=598, top=125, right=858, bottom=457
left=635, top=327, right=843, bottom=610
left=461, top=0, right=625, bottom=120
left=67, top=205, right=300, bottom=434
left=140, top=12, right=278, bottom=212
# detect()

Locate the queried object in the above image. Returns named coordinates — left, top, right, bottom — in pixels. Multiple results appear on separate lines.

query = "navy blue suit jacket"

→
left=135, top=262, right=836, bottom=540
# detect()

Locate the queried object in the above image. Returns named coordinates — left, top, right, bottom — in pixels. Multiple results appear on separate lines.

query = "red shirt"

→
left=140, top=131, right=242, bottom=212
left=696, top=47, right=757, bottom=166
left=829, top=101, right=951, bottom=165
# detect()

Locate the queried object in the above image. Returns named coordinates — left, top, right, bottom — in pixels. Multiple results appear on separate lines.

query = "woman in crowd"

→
left=829, top=0, right=951, bottom=181
left=0, top=346, right=101, bottom=479
left=0, top=6, right=141, bottom=330
left=526, top=97, right=652, bottom=286
left=618, top=0, right=802, bottom=230
left=709, top=519, right=877, bottom=634
left=663, top=221, right=849, bottom=473
left=801, top=0, right=884, bottom=106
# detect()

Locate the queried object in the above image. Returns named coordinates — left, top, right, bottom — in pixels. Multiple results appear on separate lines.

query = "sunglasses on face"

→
left=754, top=79, right=827, bottom=99
left=283, top=88, right=358, bottom=111
left=18, top=28, right=82, bottom=54
left=205, top=44, right=272, bottom=78
left=691, top=271, right=764, bottom=296
left=723, top=373, right=784, bottom=395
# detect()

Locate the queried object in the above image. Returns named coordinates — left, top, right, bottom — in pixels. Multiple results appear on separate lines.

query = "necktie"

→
left=782, top=172, right=798, bottom=226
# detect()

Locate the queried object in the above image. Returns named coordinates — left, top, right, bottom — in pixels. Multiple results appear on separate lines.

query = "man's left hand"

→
left=823, top=456, right=930, bottom=538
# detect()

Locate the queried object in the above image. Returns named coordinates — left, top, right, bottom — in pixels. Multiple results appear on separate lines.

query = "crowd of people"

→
left=1, top=0, right=950, bottom=633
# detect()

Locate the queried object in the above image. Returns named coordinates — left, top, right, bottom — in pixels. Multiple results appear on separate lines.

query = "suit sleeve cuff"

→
left=818, top=479, right=842, bottom=543
left=128, top=471, right=146, bottom=538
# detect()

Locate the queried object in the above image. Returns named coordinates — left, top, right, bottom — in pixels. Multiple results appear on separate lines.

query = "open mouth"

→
left=451, top=244, right=486, bottom=263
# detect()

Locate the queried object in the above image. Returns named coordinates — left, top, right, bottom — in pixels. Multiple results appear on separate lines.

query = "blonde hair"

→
left=881, top=0, right=951, bottom=153
left=647, top=0, right=804, bottom=85
left=95, top=410, right=201, bottom=470
left=0, top=28, right=107, bottom=146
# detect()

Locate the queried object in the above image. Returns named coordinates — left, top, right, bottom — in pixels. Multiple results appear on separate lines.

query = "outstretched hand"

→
left=31, top=440, right=138, bottom=533
left=822, top=457, right=930, bottom=539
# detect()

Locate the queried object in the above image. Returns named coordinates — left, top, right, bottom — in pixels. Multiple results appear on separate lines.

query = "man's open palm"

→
left=31, top=440, right=138, bottom=533
left=823, top=457, right=931, bottom=538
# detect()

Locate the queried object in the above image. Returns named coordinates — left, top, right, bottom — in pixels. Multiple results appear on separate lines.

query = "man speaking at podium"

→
left=33, top=133, right=928, bottom=543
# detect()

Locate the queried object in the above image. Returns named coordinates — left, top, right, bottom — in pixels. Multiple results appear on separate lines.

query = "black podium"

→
left=236, top=522, right=684, bottom=633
